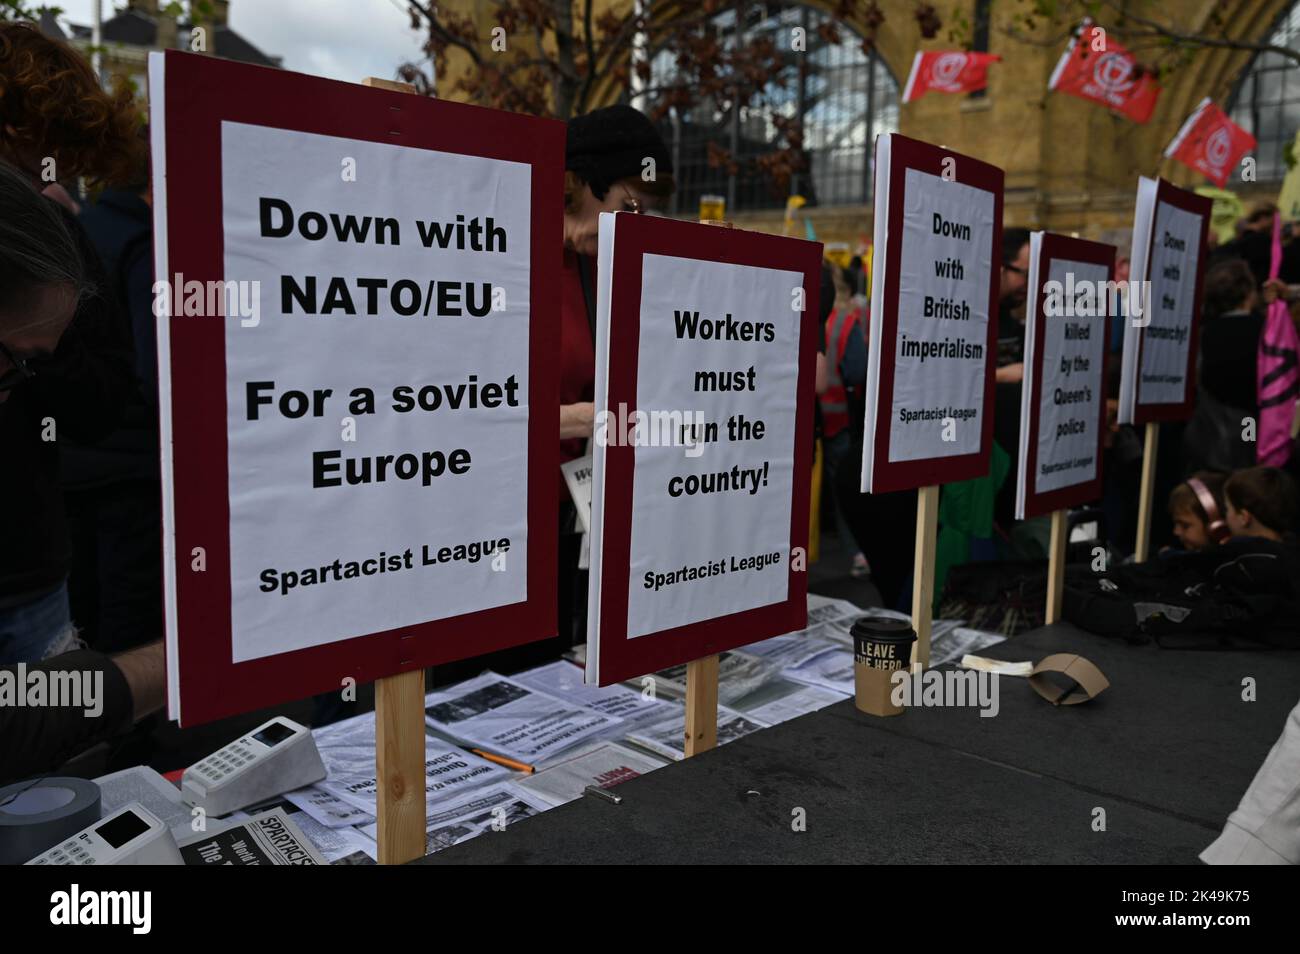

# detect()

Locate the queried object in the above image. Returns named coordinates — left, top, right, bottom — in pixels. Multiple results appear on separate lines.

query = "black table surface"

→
left=415, top=623, right=1300, bottom=864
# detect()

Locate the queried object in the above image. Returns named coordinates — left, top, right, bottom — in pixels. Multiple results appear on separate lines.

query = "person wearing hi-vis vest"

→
left=820, top=265, right=869, bottom=577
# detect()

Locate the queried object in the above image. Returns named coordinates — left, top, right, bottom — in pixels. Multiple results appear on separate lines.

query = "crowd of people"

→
left=1, top=18, right=1297, bottom=786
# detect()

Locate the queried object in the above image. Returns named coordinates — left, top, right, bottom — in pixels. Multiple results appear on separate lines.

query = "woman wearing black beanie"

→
left=558, top=104, right=674, bottom=450
left=556, top=104, right=674, bottom=644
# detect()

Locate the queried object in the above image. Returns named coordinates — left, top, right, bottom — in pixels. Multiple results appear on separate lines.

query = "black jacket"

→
left=0, top=649, right=134, bottom=785
left=63, top=189, right=159, bottom=489
left=0, top=202, right=135, bottom=598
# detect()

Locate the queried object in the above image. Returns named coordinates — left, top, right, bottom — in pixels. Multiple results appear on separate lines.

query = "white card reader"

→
left=181, top=716, right=326, bottom=817
left=25, top=802, right=183, bottom=865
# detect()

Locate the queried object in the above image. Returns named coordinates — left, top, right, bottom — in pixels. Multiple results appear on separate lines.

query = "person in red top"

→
left=555, top=105, right=674, bottom=646
left=558, top=105, right=674, bottom=462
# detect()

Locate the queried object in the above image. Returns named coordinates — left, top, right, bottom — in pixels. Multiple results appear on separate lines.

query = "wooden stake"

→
left=362, top=76, right=417, bottom=94
left=357, top=75, right=428, bottom=865
left=375, top=667, right=426, bottom=864
left=1134, top=421, right=1159, bottom=563
left=910, top=484, right=940, bottom=668
left=1046, top=508, right=1068, bottom=624
left=683, top=654, right=719, bottom=757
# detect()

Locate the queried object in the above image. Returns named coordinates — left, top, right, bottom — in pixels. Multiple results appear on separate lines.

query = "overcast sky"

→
left=53, top=0, right=428, bottom=84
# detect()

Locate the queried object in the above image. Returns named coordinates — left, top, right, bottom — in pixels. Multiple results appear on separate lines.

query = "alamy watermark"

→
left=1042, top=273, right=1153, bottom=327
left=593, top=403, right=708, bottom=458
left=889, top=667, right=1000, bottom=718
left=0, top=664, right=102, bottom=717
left=153, top=273, right=262, bottom=327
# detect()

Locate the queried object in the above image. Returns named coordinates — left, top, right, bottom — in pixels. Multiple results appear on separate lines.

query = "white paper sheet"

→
left=423, top=672, right=622, bottom=764
left=931, top=626, right=1007, bottom=667
left=289, top=809, right=378, bottom=864
left=734, top=679, right=846, bottom=725
left=646, top=650, right=782, bottom=705
left=512, top=660, right=674, bottom=726
left=516, top=741, right=668, bottom=807
left=359, top=781, right=553, bottom=856
left=626, top=707, right=769, bottom=762
left=283, top=786, right=374, bottom=829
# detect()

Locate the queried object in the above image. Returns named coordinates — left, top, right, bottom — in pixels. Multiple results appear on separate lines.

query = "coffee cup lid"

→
left=849, top=616, right=916, bottom=642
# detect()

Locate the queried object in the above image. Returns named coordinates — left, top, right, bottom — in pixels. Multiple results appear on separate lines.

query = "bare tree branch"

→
left=1005, top=0, right=1300, bottom=69
left=405, top=0, right=485, bottom=69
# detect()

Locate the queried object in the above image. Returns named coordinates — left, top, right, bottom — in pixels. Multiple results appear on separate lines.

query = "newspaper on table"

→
left=283, top=786, right=374, bottom=829
left=626, top=706, right=769, bottom=762
left=94, top=766, right=193, bottom=837
left=516, top=741, right=668, bottom=807
left=930, top=626, right=1006, bottom=668
left=423, top=671, right=622, bottom=764
left=320, top=745, right=507, bottom=817
left=178, top=809, right=326, bottom=865
left=290, top=707, right=508, bottom=826
left=812, top=605, right=966, bottom=653
left=512, top=659, right=674, bottom=727
left=745, top=631, right=843, bottom=670
left=287, top=809, right=378, bottom=864
left=645, top=651, right=781, bottom=706
left=359, top=782, right=552, bottom=856
left=733, top=677, right=846, bottom=725
left=816, top=605, right=909, bottom=644
left=780, top=645, right=855, bottom=694
left=807, top=593, right=864, bottom=626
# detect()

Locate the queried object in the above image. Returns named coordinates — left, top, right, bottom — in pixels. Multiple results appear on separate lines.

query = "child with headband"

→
left=1166, top=471, right=1229, bottom=553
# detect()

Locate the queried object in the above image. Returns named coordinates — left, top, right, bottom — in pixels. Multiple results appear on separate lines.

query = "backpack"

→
left=1063, top=538, right=1300, bottom=649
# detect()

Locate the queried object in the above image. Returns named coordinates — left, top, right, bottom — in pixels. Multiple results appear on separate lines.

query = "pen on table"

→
left=470, top=747, right=535, bottom=774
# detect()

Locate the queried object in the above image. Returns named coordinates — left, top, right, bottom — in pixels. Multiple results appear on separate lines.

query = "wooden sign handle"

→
left=1045, top=508, right=1068, bottom=624
left=375, top=667, right=426, bottom=864
left=359, top=75, right=426, bottom=865
left=910, top=484, right=940, bottom=667
left=684, top=654, right=720, bottom=757
left=362, top=76, right=417, bottom=94
left=1134, top=421, right=1159, bottom=563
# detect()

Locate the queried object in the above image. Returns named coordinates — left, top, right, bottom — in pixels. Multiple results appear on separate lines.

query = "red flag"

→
left=902, top=50, right=1000, bottom=103
left=1048, top=20, right=1161, bottom=123
left=1165, top=97, right=1257, bottom=187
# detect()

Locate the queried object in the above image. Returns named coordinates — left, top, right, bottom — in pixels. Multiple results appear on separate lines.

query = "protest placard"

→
left=1118, top=177, right=1212, bottom=426
left=584, top=213, right=821, bottom=687
left=861, top=133, right=1003, bottom=664
left=149, top=52, right=563, bottom=725
left=1015, top=233, right=1115, bottom=520
left=861, top=133, right=1003, bottom=493
left=1118, top=178, right=1211, bottom=560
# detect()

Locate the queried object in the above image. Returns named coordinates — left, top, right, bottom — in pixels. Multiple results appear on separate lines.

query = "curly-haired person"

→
left=0, top=20, right=144, bottom=189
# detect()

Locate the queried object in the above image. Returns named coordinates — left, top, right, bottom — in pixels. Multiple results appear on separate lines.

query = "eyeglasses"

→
left=619, top=186, right=642, bottom=215
left=0, top=339, right=39, bottom=392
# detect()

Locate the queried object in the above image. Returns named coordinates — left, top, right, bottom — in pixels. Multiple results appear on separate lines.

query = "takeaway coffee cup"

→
left=850, top=617, right=917, bottom=717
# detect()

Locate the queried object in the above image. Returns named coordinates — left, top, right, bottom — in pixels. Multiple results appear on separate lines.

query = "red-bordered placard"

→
left=588, top=215, right=820, bottom=686
left=1131, top=178, right=1212, bottom=424
left=152, top=51, right=561, bottom=725
left=1019, top=233, right=1115, bottom=519
left=865, top=133, right=1004, bottom=493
